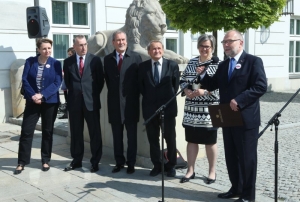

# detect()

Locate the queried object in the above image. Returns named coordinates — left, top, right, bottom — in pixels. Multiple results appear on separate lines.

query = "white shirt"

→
left=151, top=58, right=163, bottom=82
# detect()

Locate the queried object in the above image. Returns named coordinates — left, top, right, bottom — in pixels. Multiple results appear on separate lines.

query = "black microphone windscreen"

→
left=211, top=56, right=219, bottom=63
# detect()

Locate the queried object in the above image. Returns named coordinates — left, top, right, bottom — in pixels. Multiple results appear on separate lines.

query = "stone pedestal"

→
left=10, top=59, right=26, bottom=118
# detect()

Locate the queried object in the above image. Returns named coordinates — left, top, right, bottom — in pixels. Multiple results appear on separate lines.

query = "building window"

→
left=53, top=34, right=89, bottom=63
left=166, top=38, right=177, bottom=53
left=290, top=19, right=300, bottom=35
left=52, top=1, right=89, bottom=27
left=73, top=3, right=88, bottom=25
left=53, top=34, right=69, bottom=62
left=289, top=18, right=300, bottom=76
left=52, top=1, right=68, bottom=25
left=289, top=41, right=300, bottom=74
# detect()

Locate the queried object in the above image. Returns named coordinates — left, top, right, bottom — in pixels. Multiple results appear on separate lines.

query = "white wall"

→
left=0, top=0, right=36, bottom=122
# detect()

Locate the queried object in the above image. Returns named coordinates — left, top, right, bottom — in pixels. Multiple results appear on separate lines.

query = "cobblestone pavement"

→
left=177, top=91, right=300, bottom=202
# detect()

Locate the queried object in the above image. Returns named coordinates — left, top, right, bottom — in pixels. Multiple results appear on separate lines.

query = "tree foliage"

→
left=159, top=0, right=286, bottom=34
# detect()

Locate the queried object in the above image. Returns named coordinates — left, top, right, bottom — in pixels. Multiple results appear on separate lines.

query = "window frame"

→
left=289, top=17, right=300, bottom=78
left=51, top=0, right=91, bottom=29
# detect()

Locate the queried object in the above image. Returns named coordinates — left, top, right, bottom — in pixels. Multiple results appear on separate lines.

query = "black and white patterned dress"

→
left=180, top=56, right=220, bottom=144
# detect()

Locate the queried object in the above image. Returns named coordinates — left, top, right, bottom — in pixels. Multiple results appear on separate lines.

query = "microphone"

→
left=196, top=56, right=219, bottom=75
left=195, top=56, right=219, bottom=67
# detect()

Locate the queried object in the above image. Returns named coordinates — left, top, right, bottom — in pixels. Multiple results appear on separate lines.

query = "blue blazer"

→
left=200, top=51, right=267, bottom=129
left=22, top=55, right=62, bottom=103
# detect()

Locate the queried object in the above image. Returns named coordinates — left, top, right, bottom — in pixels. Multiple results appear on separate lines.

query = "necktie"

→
left=154, top=62, right=159, bottom=85
left=228, top=58, right=236, bottom=81
left=118, top=53, right=123, bottom=71
left=79, top=56, right=84, bottom=77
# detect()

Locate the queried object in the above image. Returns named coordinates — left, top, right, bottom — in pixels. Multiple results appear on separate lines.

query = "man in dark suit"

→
left=63, top=35, right=105, bottom=173
left=138, top=40, right=179, bottom=177
left=104, top=30, right=142, bottom=174
left=197, top=30, right=267, bottom=202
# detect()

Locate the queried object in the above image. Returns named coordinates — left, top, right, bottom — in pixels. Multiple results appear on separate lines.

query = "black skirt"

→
left=185, top=126, right=217, bottom=145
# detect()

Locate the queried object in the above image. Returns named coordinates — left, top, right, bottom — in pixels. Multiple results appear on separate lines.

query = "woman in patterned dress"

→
left=179, top=34, right=220, bottom=184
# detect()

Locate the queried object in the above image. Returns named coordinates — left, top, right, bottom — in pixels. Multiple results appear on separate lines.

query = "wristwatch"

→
left=203, top=90, right=208, bottom=96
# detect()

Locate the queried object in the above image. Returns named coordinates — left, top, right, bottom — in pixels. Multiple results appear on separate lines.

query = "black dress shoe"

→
left=112, top=165, right=124, bottom=173
left=166, top=167, right=176, bottom=177
left=64, top=162, right=82, bottom=171
left=218, top=191, right=241, bottom=199
left=206, top=173, right=216, bottom=184
left=90, top=164, right=99, bottom=172
left=42, top=163, right=50, bottom=172
left=150, top=167, right=161, bottom=176
left=234, top=199, right=255, bottom=202
left=14, top=164, right=24, bottom=175
left=127, top=166, right=135, bottom=174
left=180, top=172, right=195, bottom=183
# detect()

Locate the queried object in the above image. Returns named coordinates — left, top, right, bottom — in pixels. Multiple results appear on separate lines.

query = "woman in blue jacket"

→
left=14, top=38, right=62, bottom=174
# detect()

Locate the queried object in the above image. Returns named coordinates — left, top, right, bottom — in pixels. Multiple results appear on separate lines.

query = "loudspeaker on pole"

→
left=26, top=6, right=50, bottom=39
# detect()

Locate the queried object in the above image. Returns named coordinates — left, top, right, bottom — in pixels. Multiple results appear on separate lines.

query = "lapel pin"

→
left=235, top=64, right=241, bottom=69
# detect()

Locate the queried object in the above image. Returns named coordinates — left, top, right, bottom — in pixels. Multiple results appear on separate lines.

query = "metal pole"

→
left=34, top=0, right=39, bottom=6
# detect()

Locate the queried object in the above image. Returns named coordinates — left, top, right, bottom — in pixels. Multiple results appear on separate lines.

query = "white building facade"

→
left=0, top=0, right=299, bottom=121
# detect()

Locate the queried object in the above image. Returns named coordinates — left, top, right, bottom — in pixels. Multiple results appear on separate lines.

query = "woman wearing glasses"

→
left=179, top=34, right=220, bottom=184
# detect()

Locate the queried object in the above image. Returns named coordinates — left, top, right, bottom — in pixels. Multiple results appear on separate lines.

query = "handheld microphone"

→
left=195, top=56, right=219, bottom=67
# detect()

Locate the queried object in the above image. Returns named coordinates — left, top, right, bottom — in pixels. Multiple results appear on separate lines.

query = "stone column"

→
left=10, top=59, right=26, bottom=118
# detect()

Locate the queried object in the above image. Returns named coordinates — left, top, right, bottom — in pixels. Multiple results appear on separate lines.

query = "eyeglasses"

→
left=199, top=45, right=211, bottom=49
left=221, top=39, right=241, bottom=44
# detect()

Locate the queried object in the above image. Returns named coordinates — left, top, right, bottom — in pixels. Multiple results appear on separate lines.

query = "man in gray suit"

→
left=104, top=30, right=142, bottom=174
left=63, top=35, right=105, bottom=173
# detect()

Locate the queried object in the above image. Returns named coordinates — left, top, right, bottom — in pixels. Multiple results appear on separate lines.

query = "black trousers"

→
left=68, top=104, right=102, bottom=166
left=145, top=116, right=177, bottom=169
left=222, top=126, right=259, bottom=201
left=111, top=123, right=137, bottom=167
left=18, top=101, right=59, bottom=165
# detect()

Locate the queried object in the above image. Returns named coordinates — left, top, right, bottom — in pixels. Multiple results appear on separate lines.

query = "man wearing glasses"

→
left=197, top=30, right=267, bottom=202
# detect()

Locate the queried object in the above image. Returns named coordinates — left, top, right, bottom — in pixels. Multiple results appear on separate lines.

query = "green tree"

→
left=160, top=0, right=286, bottom=56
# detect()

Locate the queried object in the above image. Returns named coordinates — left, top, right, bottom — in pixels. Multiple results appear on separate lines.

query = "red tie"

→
left=79, top=56, right=84, bottom=77
left=118, top=54, right=123, bottom=71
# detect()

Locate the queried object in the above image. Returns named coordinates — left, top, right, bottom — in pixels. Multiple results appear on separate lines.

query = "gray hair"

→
left=112, top=30, right=127, bottom=41
left=73, top=35, right=86, bottom=44
left=197, top=34, right=216, bottom=53
left=147, top=40, right=164, bottom=51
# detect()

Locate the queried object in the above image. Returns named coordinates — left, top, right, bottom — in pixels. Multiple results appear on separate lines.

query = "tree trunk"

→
left=213, top=30, right=218, bottom=57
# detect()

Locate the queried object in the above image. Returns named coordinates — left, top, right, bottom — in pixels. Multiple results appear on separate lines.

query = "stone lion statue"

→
left=87, top=0, right=189, bottom=64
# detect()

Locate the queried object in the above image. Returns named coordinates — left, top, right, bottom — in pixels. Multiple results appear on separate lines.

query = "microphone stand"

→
left=258, top=88, right=300, bottom=202
left=144, top=73, right=202, bottom=202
